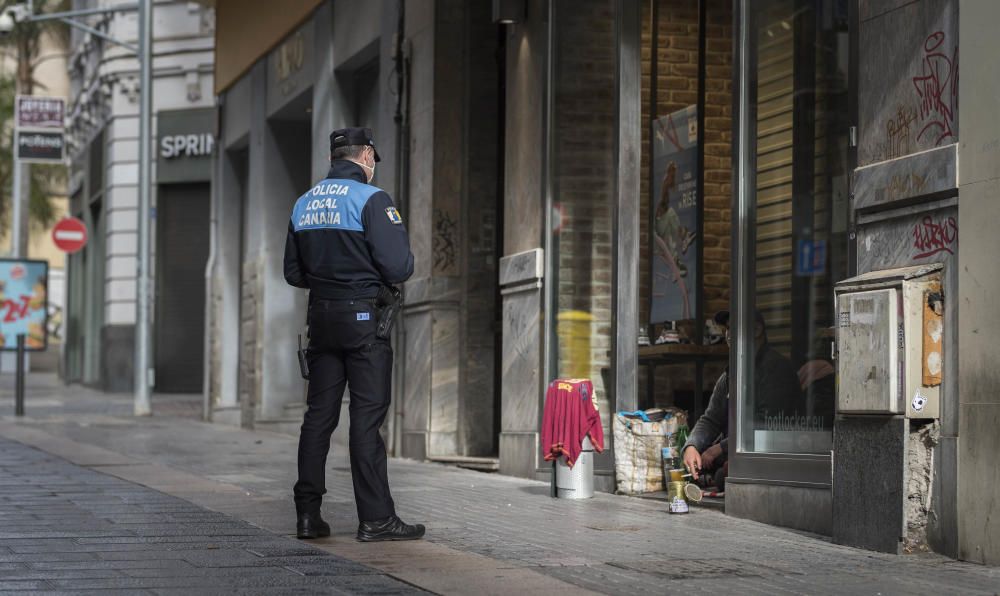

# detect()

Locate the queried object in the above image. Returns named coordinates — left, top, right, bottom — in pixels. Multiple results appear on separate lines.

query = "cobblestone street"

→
left=0, top=438, right=420, bottom=595
left=0, top=376, right=997, bottom=594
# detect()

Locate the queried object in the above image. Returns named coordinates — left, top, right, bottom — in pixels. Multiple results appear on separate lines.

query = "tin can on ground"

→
left=667, top=480, right=687, bottom=501
left=667, top=480, right=691, bottom=514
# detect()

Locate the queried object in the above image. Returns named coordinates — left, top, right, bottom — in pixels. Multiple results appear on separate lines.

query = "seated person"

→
left=681, top=310, right=801, bottom=490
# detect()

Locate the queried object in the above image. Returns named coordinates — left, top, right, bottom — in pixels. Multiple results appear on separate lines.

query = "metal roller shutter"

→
left=155, top=183, right=210, bottom=393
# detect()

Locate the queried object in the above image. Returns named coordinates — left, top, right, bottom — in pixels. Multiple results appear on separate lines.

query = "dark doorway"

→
left=155, top=183, right=210, bottom=393
left=353, top=59, right=380, bottom=127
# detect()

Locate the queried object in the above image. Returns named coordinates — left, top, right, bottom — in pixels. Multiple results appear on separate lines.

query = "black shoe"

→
left=296, top=511, right=331, bottom=539
left=357, top=515, right=425, bottom=542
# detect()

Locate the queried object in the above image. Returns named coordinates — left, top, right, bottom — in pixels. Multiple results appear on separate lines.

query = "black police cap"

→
left=329, top=127, right=381, bottom=162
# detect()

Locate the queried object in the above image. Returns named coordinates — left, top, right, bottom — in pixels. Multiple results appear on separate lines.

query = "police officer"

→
left=284, top=127, right=424, bottom=542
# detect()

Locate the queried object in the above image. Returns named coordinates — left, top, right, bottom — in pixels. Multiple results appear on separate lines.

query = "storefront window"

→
left=739, top=0, right=850, bottom=454
left=637, top=0, right=732, bottom=420
left=548, top=0, right=616, bottom=420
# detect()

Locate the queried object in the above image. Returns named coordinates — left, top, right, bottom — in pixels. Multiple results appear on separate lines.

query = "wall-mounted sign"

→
left=0, top=259, right=49, bottom=352
left=17, top=130, right=64, bottom=162
left=275, top=31, right=306, bottom=92
left=160, top=133, right=215, bottom=159
left=796, top=239, right=827, bottom=277
left=15, top=95, right=65, bottom=163
left=156, top=108, right=217, bottom=183
left=16, top=96, right=64, bottom=129
left=266, top=20, right=314, bottom=117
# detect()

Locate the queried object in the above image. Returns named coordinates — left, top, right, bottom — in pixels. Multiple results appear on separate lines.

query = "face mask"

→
left=359, top=157, right=375, bottom=183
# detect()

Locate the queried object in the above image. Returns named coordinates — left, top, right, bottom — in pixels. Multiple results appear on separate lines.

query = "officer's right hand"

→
left=683, top=445, right=702, bottom=480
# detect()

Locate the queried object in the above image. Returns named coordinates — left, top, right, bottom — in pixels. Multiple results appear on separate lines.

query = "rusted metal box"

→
left=834, top=264, right=943, bottom=419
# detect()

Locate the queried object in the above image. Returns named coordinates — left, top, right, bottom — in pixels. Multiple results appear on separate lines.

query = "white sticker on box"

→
left=911, top=392, right=928, bottom=412
left=850, top=296, right=876, bottom=325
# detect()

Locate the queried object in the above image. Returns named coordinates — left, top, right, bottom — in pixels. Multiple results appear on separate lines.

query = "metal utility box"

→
left=835, top=264, right=943, bottom=419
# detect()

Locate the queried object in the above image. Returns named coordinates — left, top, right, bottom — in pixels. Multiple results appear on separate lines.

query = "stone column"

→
left=498, top=7, right=547, bottom=479
left=241, top=58, right=311, bottom=423
left=958, top=0, right=1000, bottom=566
left=207, top=72, right=253, bottom=426
left=397, top=0, right=466, bottom=460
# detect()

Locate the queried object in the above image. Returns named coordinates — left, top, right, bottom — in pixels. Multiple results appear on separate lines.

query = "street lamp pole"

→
left=134, top=0, right=152, bottom=415
left=13, top=0, right=151, bottom=415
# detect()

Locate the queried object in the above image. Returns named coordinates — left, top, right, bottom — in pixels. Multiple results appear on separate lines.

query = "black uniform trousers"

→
left=293, top=298, right=396, bottom=522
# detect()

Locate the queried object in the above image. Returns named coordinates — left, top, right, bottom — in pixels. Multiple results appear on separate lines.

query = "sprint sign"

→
left=52, top=217, right=87, bottom=254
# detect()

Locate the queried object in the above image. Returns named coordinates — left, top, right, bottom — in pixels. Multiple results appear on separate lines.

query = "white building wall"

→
left=66, top=0, right=215, bottom=387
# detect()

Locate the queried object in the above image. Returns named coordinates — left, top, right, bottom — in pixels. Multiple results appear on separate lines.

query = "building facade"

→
left=63, top=0, right=215, bottom=391
left=206, top=0, right=998, bottom=565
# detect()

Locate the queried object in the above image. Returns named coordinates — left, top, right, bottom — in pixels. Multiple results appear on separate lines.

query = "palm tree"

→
left=0, top=0, right=71, bottom=245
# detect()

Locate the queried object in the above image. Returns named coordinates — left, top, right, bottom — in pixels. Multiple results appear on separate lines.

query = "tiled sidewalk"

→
left=0, top=438, right=421, bottom=595
left=1, top=375, right=998, bottom=594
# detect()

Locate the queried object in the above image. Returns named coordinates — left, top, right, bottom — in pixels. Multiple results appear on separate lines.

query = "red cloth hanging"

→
left=541, top=378, right=605, bottom=468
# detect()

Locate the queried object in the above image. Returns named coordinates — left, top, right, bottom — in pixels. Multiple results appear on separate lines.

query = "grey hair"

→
left=332, top=144, right=369, bottom=161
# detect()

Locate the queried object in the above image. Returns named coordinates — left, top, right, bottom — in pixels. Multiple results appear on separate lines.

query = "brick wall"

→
left=552, top=0, right=616, bottom=418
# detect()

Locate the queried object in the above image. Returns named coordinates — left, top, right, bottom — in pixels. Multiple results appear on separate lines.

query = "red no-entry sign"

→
left=51, top=217, right=87, bottom=254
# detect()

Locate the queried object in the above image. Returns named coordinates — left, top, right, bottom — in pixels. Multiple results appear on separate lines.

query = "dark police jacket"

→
left=283, top=160, right=414, bottom=299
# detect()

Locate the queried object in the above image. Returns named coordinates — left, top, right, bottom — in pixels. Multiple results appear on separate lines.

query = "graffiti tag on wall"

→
left=865, top=31, right=959, bottom=164
left=912, top=31, right=959, bottom=146
left=433, top=208, right=457, bottom=274
left=912, top=215, right=957, bottom=259
left=877, top=171, right=927, bottom=204
left=871, top=106, right=918, bottom=163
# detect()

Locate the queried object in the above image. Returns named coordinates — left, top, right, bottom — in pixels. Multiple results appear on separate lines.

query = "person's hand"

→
left=682, top=446, right=702, bottom=480
left=701, top=443, right=723, bottom=470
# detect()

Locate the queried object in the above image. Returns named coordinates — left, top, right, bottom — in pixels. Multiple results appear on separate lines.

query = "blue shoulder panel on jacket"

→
left=291, top=178, right=379, bottom=232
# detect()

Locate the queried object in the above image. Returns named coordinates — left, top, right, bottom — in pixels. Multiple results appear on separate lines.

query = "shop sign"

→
left=650, top=105, right=700, bottom=324
left=17, top=130, right=64, bottom=162
left=156, top=108, right=216, bottom=183
left=160, top=133, right=214, bottom=159
left=15, top=95, right=65, bottom=163
left=275, top=31, right=306, bottom=95
left=0, top=259, right=49, bottom=352
left=266, top=20, right=314, bottom=117
left=17, top=96, right=64, bottom=128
